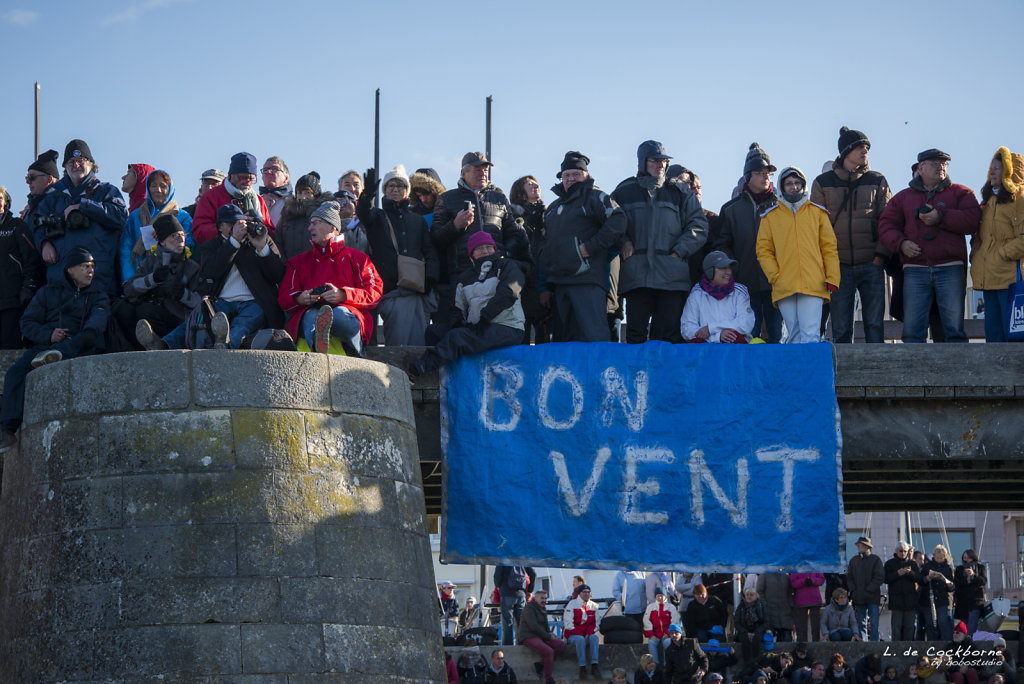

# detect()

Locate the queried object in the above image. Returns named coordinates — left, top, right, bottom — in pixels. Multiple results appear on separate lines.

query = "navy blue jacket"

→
left=21, top=274, right=109, bottom=350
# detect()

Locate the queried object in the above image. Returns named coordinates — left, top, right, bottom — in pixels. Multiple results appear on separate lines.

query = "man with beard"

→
left=192, top=152, right=274, bottom=243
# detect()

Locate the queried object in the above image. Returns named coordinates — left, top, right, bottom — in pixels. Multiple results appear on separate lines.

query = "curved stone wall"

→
left=0, top=350, right=445, bottom=682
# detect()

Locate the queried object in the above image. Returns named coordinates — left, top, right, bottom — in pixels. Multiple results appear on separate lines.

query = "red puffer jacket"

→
left=878, top=180, right=980, bottom=266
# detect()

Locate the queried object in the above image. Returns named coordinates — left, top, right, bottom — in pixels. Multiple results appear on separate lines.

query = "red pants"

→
left=522, top=636, right=566, bottom=680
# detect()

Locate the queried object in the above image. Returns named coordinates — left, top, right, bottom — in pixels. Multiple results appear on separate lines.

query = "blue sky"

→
left=2, top=0, right=1022, bottom=213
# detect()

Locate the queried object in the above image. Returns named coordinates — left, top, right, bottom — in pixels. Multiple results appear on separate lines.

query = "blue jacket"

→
left=119, top=171, right=194, bottom=284
left=21, top=271, right=109, bottom=351
left=34, top=172, right=127, bottom=297
left=613, top=571, right=649, bottom=614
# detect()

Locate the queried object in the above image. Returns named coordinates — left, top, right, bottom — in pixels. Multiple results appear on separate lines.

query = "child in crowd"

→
left=882, top=666, right=899, bottom=684
left=608, top=667, right=631, bottom=684
left=755, top=166, right=840, bottom=343
left=681, top=251, right=755, bottom=343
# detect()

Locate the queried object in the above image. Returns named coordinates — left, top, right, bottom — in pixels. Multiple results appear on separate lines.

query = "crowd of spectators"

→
left=441, top=558, right=1020, bottom=684
left=1, top=131, right=1021, bottom=450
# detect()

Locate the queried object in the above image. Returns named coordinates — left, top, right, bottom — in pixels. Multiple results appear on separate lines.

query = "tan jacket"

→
left=970, top=147, right=1024, bottom=290
left=810, top=162, right=891, bottom=266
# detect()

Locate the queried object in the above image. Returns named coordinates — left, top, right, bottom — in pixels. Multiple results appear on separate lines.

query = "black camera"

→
left=915, top=203, right=933, bottom=218
left=66, top=210, right=89, bottom=230
left=246, top=220, right=267, bottom=239
left=34, top=214, right=66, bottom=241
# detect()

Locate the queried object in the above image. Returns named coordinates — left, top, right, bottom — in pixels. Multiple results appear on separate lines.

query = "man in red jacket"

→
left=192, top=152, right=273, bottom=243
left=878, top=149, right=981, bottom=343
left=563, top=584, right=601, bottom=680
left=278, top=200, right=382, bottom=356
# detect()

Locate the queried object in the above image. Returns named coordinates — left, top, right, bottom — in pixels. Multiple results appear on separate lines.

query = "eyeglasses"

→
left=922, top=161, right=948, bottom=169
left=26, top=173, right=47, bottom=182
left=262, top=167, right=283, bottom=174
left=750, top=170, right=772, bottom=178
left=66, top=158, right=89, bottom=167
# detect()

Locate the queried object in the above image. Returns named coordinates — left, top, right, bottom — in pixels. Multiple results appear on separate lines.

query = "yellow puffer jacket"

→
left=756, top=198, right=841, bottom=305
left=970, top=146, right=1024, bottom=290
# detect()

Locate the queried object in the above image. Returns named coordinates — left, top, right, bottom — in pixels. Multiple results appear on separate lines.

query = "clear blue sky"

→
left=2, top=0, right=1022, bottom=213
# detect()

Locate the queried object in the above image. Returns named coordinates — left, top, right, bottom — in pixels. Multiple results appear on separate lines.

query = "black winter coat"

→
left=431, top=181, right=531, bottom=281
left=919, top=559, right=953, bottom=608
left=541, top=178, right=626, bottom=288
left=714, top=191, right=777, bottom=293
left=357, top=195, right=439, bottom=294
left=123, top=246, right=203, bottom=322
left=1, top=211, right=44, bottom=309
left=884, top=555, right=921, bottom=611
left=21, top=274, right=109, bottom=350
left=197, top=233, right=286, bottom=328
left=952, top=562, right=987, bottom=618
left=686, top=595, right=727, bottom=633
left=735, top=598, right=767, bottom=634
left=664, top=637, right=709, bottom=684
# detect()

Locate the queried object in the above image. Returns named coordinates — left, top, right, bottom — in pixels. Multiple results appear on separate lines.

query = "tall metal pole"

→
left=373, top=88, right=381, bottom=209
left=485, top=95, right=492, bottom=163
left=34, top=82, right=40, bottom=159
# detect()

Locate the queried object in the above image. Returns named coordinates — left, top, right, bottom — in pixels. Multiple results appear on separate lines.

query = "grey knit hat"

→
left=311, top=200, right=342, bottom=230
left=743, top=142, right=777, bottom=176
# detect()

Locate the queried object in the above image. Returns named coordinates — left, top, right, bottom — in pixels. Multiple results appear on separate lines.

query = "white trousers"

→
left=777, top=294, right=824, bottom=343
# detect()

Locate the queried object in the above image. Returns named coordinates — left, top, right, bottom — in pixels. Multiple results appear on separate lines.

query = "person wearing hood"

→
left=970, top=146, right=1024, bottom=342
left=879, top=149, right=981, bottom=343
left=278, top=200, right=382, bottom=356
left=430, top=152, right=532, bottom=324
left=410, top=168, right=446, bottom=227
left=276, top=172, right=340, bottom=262
left=756, top=166, right=840, bottom=343
left=192, top=152, right=274, bottom=243
left=259, top=156, right=292, bottom=226
left=0, top=184, right=44, bottom=348
left=680, top=250, right=754, bottom=343
left=119, top=169, right=195, bottom=283
left=409, top=231, right=524, bottom=377
left=124, top=214, right=202, bottom=349
left=540, top=151, right=627, bottom=342
left=357, top=164, right=439, bottom=346
left=613, top=140, right=708, bottom=343
left=22, top=149, right=61, bottom=227
left=121, top=163, right=155, bottom=214
left=810, top=127, right=892, bottom=343
left=714, top=143, right=783, bottom=342
left=34, top=139, right=129, bottom=298
left=0, top=247, right=109, bottom=452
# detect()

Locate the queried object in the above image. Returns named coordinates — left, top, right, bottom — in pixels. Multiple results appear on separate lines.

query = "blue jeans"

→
left=831, top=262, right=886, bottom=343
left=750, top=290, right=783, bottom=343
left=500, top=594, right=525, bottom=645
left=965, top=608, right=980, bottom=635
left=164, top=299, right=265, bottom=350
left=569, top=633, right=599, bottom=665
left=982, top=288, right=1011, bottom=342
left=902, top=264, right=967, bottom=343
left=300, top=305, right=362, bottom=355
left=647, top=636, right=671, bottom=664
left=829, top=628, right=854, bottom=641
left=923, top=604, right=952, bottom=640
left=854, top=603, right=880, bottom=641
left=1, top=340, right=82, bottom=432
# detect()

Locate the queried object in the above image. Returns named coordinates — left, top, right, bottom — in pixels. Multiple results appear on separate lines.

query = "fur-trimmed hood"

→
left=409, top=171, right=445, bottom=199
left=986, top=146, right=1024, bottom=198
left=279, top=192, right=336, bottom=223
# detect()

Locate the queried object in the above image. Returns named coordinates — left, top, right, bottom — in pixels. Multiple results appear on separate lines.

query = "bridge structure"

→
left=365, top=344, right=1024, bottom=515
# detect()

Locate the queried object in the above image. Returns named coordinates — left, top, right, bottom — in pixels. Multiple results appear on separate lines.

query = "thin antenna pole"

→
left=485, top=95, right=492, bottom=163
left=374, top=88, right=381, bottom=209
left=34, top=82, right=40, bottom=159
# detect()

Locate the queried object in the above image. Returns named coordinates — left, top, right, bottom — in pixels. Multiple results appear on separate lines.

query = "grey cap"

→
left=311, top=200, right=342, bottom=231
left=702, top=250, right=738, bottom=279
left=201, top=168, right=226, bottom=181
left=461, top=151, right=492, bottom=168
left=917, top=148, right=951, bottom=163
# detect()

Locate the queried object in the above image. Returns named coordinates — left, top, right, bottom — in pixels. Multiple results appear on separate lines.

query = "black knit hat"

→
left=838, top=126, right=870, bottom=161
left=153, top=214, right=184, bottom=243
left=743, top=143, right=776, bottom=176
left=557, top=151, right=590, bottom=179
left=63, top=139, right=93, bottom=166
left=64, top=246, right=95, bottom=269
left=295, top=171, right=322, bottom=197
left=29, top=149, right=60, bottom=179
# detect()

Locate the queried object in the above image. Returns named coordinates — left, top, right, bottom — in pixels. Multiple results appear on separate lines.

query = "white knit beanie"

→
left=382, top=164, right=410, bottom=190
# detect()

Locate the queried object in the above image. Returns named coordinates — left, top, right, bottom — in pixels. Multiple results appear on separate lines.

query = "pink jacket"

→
left=790, top=573, right=825, bottom=608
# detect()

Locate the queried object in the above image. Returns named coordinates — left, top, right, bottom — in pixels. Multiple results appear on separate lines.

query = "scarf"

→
left=224, top=177, right=261, bottom=218
left=259, top=183, right=293, bottom=198
left=699, top=274, right=735, bottom=300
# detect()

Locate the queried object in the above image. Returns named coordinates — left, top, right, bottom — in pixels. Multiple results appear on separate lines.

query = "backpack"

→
left=506, top=566, right=527, bottom=591
left=183, top=296, right=218, bottom=349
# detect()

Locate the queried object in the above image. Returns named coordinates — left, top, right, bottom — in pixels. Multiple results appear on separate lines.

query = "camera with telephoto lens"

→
left=66, top=210, right=89, bottom=230
left=246, top=218, right=267, bottom=239
left=34, top=214, right=66, bottom=241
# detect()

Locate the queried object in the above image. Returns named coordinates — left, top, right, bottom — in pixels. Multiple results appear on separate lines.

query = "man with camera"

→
left=22, top=149, right=60, bottom=227
left=278, top=200, right=382, bottom=356
left=879, top=149, right=981, bottom=343
left=32, top=140, right=128, bottom=298
left=192, top=152, right=274, bottom=243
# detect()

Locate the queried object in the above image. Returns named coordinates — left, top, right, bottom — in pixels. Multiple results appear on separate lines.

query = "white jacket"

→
left=680, top=282, right=755, bottom=342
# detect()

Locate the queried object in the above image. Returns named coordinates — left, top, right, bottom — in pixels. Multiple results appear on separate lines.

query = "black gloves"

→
left=152, top=265, right=171, bottom=283
left=363, top=168, right=378, bottom=196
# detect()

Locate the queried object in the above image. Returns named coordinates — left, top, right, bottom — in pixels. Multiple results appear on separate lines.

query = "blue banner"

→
left=440, top=342, right=845, bottom=572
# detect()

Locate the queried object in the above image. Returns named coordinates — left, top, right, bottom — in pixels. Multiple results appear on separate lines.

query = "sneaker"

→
left=313, top=305, right=332, bottom=353
left=0, top=430, right=15, bottom=453
left=31, top=349, right=62, bottom=368
left=135, top=320, right=168, bottom=351
left=211, top=312, right=230, bottom=350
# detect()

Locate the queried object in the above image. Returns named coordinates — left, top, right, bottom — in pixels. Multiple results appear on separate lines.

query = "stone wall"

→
left=0, top=350, right=445, bottom=682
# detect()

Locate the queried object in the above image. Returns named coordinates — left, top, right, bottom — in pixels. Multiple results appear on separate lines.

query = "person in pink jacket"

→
left=278, top=200, right=382, bottom=356
left=790, top=573, right=825, bottom=641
